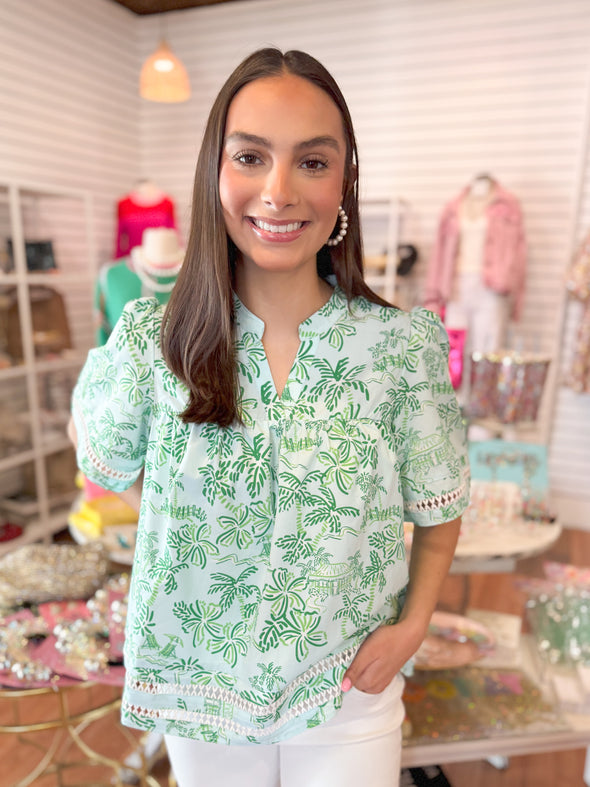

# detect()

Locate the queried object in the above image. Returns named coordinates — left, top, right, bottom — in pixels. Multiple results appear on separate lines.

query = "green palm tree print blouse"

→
left=71, top=287, right=470, bottom=745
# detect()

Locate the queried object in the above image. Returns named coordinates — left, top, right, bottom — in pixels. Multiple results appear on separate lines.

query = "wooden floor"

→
left=1, top=527, right=589, bottom=787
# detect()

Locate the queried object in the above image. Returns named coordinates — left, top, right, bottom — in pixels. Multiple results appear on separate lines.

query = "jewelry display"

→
left=522, top=562, right=590, bottom=667
left=526, top=588, right=590, bottom=667
left=0, top=571, right=151, bottom=786
left=0, top=573, right=130, bottom=689
left=0, top=613, right=53, bottom=684
left=326, top=205, right=348, bottom=247
left=0, top=542, right=109, bottom=608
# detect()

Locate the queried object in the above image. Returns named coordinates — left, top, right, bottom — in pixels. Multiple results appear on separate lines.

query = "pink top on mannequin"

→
left=425, top=178, right=527, bottom=321
left=114, top=180, right=177, bottom=259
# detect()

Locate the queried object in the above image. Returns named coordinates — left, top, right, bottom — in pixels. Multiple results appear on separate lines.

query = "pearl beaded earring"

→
left=326, top=205, right=348, bottom=247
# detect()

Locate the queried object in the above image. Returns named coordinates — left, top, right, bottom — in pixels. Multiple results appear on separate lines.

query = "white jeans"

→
left=165, top=673, right=405, bottom=787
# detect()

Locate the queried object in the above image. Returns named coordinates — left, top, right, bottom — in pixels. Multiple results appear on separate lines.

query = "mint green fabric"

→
left=71, top=287, right=469, bottom=744
left=94, top=259, right=175, bottom=346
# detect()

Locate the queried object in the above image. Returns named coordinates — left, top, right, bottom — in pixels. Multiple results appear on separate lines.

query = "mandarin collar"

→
left=233, top=285, right=346, bottom=340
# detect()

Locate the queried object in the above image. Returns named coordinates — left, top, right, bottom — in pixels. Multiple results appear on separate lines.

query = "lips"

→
left=247, top=216, right=308, bottom=242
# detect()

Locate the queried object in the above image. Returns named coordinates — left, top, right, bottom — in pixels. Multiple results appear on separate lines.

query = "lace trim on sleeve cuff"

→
left=74, top=401, right=137, bottom=484
left=405, top=478, right=468, bottom=513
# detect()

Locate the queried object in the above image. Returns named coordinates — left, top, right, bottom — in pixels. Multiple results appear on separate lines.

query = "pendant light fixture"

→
left=140, top=31, right=190, bottom=103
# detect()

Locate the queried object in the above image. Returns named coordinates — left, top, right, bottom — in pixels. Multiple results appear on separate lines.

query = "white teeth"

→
left=254, top=219, right=303, bottom=233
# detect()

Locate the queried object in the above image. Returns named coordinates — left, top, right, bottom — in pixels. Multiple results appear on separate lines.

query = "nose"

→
left=261, top=162, right=297, bottom=211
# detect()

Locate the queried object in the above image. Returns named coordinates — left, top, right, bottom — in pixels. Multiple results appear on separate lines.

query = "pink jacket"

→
left=424, top=184, right=527, bottom=321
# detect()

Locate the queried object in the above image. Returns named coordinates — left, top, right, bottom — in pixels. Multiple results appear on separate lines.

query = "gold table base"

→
left=0, top=681, right=162, bottom=787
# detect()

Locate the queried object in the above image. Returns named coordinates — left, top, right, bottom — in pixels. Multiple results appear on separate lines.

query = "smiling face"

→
left=219, top=73, right=347, bottom=280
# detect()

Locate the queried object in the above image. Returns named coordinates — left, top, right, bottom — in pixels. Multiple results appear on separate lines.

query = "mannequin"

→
left=446, top=175, right=510, bottom=350
left=425, top=174, right=527, bottom=402
left=115, top=180, right=177, bottom=259
left=95, top=227, right=184, bottom=346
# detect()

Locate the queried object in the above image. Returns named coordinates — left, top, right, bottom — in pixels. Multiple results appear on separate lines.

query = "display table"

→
left=450, top=517, right=562, bottom=575
left=0, top=681, right=162, bottom=787
left=401, top=635, right=590, bottom=785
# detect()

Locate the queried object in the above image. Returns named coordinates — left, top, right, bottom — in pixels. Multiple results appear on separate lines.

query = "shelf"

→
left=365, top=273, right=389, bottom=288
left=0, top=506, right=72, bottom=557
left=0, top=363, right=27, bottom=380
left=0, top=488, right=77, bottom=520
left=0, top=180, right=95, bottom=553
left=0, top=437, right=73, bottom=473
left=360, top=197, right=402, bottom=304
left=40, top=435, right=73, bottom=454
left=0, top=352, right=84, bottom=381
left=0, top=449, right=36, bottom=473
left=34, top=353, right=85, bottom=373
left=0, top=272, right=93, bottom=287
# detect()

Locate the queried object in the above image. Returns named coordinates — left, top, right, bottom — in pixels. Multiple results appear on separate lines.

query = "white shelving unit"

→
left=360, top=197, right=405, bottom=304
left=0, top=181, right=96, bottom=556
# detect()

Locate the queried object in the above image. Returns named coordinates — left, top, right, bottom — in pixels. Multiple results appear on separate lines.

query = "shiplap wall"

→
left=0, top=0, right=589, bottom=527
left=0, top=0, right=140, bottom=264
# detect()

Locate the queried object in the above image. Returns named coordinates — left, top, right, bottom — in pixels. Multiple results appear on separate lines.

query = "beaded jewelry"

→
left=133, top=260, right=179, bottom=293
left=326, top=205, right=348, bottom=247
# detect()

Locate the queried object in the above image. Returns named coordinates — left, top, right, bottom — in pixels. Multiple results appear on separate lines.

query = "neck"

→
left=234, top=265, right=332, bottom=330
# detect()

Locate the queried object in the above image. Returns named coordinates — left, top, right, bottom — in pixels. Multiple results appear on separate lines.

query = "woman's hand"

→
left=341, top=617, right=427, bottom=694
left=341, top=518, right=462, bottom=695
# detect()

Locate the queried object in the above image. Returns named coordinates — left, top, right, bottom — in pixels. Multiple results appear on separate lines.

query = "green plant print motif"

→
left=216, top=507, right=254, bottom=551
left=207, top=621, right=249, bottom=668
left=231, top=433, right=272, bottom=497
left=280, top=609, right=327, bottom=662
left=168, top=520, right=219, bottom=569
left=308, top=357, right=370, bottom=409
left=208, top=565, right=261, bottom=614
left=174, top=600, right=223, bottom=647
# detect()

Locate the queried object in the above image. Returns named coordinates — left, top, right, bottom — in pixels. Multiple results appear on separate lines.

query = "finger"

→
left=341, top=648, right=373, bottom=692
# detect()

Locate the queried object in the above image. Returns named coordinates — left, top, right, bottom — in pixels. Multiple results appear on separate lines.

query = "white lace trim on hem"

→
left=123, top=682, right=341, bottom=740
left=124, top=646, right=356, bottom=737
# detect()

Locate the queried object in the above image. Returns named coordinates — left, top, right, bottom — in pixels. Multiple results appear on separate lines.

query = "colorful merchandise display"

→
left=468, top=350, right=550, bottom=424
left=446, top=328, right=466, bottom=390
left=413, top=611, right=495, bottom=671
left=402, top=665, right=567, bottom=745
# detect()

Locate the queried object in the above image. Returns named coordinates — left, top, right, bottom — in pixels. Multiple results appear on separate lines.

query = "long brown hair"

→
left=162, top=48, right=391, bottom=427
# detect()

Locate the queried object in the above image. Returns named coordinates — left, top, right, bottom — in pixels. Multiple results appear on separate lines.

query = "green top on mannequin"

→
left=94, top=258, right=175, bottom=346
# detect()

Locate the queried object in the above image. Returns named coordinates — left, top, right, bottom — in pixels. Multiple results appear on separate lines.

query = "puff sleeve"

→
left=394, top=308, right=470, bottom=527
left=71, top=298, right=158, bottom=492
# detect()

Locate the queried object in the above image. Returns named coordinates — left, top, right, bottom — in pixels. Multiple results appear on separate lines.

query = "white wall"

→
left=0, top=0, right=140, bottom=263
left=1, top=0, right=589, bottom=527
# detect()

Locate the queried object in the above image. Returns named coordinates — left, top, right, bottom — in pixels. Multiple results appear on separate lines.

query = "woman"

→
left=69, top=48, right=469, bottom=787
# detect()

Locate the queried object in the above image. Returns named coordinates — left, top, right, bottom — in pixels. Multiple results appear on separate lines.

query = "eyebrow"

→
left=224, top=131, right=341, bottom=152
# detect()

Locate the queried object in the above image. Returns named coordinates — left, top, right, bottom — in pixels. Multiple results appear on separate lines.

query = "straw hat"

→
left=131, top=228, right=185, bottom=273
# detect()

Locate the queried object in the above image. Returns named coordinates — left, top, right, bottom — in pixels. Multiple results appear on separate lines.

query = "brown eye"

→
left=301, top=158, right=328, bottom=171
left=234, top=151, right=262, bottom=166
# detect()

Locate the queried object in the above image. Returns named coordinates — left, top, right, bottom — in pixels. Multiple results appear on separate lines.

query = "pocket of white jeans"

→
left=348, top=674, right=403, bottom=703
